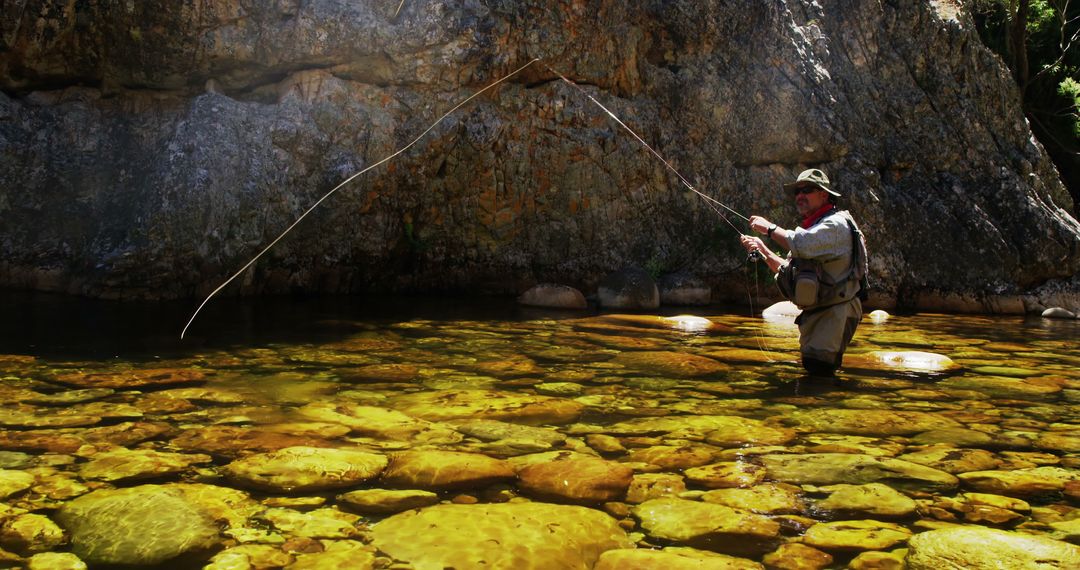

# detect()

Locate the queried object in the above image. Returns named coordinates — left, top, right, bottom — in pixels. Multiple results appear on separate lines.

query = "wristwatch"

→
left=767, top=225, right=777, bottom=239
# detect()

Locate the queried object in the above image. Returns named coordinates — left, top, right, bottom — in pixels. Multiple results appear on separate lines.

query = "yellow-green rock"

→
left=801, top=519, right=912, bottom=551
left=595, top=546, right=763, bottom=569
left=222, top=446, right=387, bottom=493
left=632, top=498, right=780, bottom=550
left=381, top=450, right=515, bottom=491
left=387, top=389, right=583, bottom=425
left=906, top=527, right=1080, bottom=569
left=370, top=503, right=632, bottom=569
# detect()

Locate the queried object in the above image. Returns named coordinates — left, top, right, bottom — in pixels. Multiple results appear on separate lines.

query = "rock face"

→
left=1, top=1, right=1079, bottom=307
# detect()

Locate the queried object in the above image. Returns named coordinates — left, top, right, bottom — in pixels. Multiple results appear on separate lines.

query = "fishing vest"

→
left=776, top=210, right=869, bottom=310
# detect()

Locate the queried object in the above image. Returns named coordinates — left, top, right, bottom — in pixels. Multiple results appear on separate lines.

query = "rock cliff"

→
left=2, top=0, right=1079, bottom=312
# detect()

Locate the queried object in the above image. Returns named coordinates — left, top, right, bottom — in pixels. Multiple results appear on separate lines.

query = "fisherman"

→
left=739, top=169, right=868, bottom=377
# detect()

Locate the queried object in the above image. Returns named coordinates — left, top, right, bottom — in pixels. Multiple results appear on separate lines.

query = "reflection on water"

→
left=0, top=292, right=1078, bottom=568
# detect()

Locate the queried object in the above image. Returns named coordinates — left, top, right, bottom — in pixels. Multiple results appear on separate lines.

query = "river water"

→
left=0, top=292, right=1077, bottom=568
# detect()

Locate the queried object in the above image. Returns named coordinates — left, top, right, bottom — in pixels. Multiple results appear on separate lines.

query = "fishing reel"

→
left=747, top=249, right=763, bottom=263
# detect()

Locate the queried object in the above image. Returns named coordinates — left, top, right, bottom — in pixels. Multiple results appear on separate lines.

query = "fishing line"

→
left=545, top=63, right=782, bottom=360
left=181, top=57, right=543, bottom=339
left=541, top=63, right=751, bottom=236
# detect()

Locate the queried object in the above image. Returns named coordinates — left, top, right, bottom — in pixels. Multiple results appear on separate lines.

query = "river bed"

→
left=0, top=292, right=1077, bottom=569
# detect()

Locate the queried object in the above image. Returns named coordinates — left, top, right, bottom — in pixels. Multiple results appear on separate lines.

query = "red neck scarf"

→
left=800, top=204, right=836, bottom=229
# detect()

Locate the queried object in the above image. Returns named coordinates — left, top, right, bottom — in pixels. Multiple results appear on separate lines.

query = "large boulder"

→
left=370, top=503, right=633, bottom=569
left=55, top=485, right=221, bottom=566
left=906, top=527, right=1080, bottom=569
left=518, top=283, right=588, bottom=309
left=597, top=268, right=661, bottom=310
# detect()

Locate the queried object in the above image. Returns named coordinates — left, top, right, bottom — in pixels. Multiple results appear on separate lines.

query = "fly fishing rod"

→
left=181, top=58, right=542, bottom=339
left=181, top=57, right=763, bottom=339
left=541, top=63, right=761, bottom=261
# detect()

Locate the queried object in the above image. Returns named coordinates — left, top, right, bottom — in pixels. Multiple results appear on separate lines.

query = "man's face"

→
left=794, top=185, right=829, bottom=217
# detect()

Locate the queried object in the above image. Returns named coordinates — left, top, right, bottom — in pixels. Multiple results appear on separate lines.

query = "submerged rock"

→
left=762, top=543, right=833, bottom=570
left=222, top=446, right=387, bottom=493
left=595, top=546, right=763, bottom=570
left=25, top=552, right=87, bottom=570
left=387, top=389, right=583, bottom=425
left=0, top=513, right=66, bottom=554
left=296, top=403, right=462, bottom=444
left=896, top=446, right=1001, bottom=474
left=906, top=527, right=1080, bottom=569
left=0, top=470, right=34, bottom=499
left=611, top=351, right=729, bottom=377
left=597, top=268, right=660, bottom=310
left=700, top=483, right=805, bottom=515
left=370, top=503, right=633, bottom=569
left=759, top=454, right=958, bottom=492
left=286, top=540, right=377, bottom=570
left=938, top=375, right=1062, bottom=400
left=814, top=483, right=918, bottom=518
left=55, top=485, right=221, bottom=566
left=77, top=448, right=212, bottom=483
left=170, top=426, right=339, bottom=458
left=633, top=497, right=780, bottom=554
left=784, top=409, right=962, bottom=435
left=337, top=489, right=439, bottom=514
left=518, top=283, right=588, bottom=309
left=802, top=519, right=912, bottom=551
left=380, top=450, right=515, bottom=491
left=517, top=455, right=634, bottom=503
left=843, top=351, right=960, bottom=374
left=52, top=368, right=206, bottom=390
left=956, top=466, right=1077, bottom=497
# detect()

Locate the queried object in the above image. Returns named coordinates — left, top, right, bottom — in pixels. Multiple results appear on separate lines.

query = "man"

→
left=739, top=168, right=868, bottom=376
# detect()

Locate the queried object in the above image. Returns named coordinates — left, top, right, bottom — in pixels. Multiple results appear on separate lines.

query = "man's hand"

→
left=740, top=234, right=766, bottom=255
left=748, top=215, right=773, bottom=235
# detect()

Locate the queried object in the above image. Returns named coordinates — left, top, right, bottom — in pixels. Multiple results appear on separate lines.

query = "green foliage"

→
left=972, top=0, right=1080, bottom=201
left=1059, top=77, right=1080, bottom=137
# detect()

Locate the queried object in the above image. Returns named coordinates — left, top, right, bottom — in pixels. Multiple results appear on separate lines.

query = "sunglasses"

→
left=793, top=187, right=821, bottom=195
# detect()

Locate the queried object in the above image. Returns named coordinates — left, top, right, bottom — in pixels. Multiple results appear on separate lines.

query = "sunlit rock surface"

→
left=517, top=454, right=634, bottom=503
left=595, top=547, right=763, bottom=570
left=844, top=351, right=961, bottom=374
left=906, top=527, right=1080, bottom=569
left=802, top=519, right=912, bottom=551
left=813, top=483, right=918, bottom=518
left=380, top=450, right=515, bottom=491
left=759, top=454, right=959, bottom=492
left=55, top=485, right=221, bottom=566
left=387, top=389, right=583, bottom=425
left=222, top=446, right=388, bottom=493
left=336, top=489, right=439, bottom=515
left=370, top=503, right=633, bottom=569
left=0, top=303, right=1078, bottom=568
left=77, top=448, right=212, bottom=483
left=784, top=409, right=962, bottom=435
left=701, top=483, right=805, bottom=515
left=633, top=497, right=781, bottom=554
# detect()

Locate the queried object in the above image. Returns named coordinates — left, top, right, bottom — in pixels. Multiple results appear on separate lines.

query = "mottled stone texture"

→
left=2, top=1, right=1078, bottom=309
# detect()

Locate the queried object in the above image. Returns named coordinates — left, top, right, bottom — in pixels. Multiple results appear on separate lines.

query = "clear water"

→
left=0, top=291, right=1077, bottom=567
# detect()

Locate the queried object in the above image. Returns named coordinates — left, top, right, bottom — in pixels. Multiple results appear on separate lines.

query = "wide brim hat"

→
left=783, top=168, right=841, bottom=197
